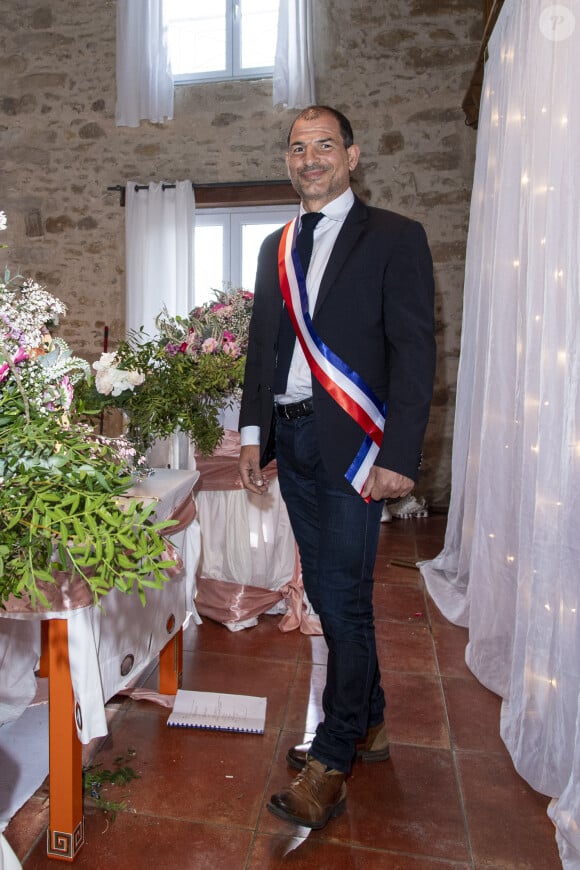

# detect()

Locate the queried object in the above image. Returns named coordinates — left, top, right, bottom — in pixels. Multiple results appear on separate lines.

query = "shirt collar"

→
left=299, top=188, right=354, bottom=223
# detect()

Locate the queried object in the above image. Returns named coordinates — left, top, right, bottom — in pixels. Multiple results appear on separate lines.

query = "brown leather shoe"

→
left=267, top=756, right=347, bottom=829
left=286, top=721, right=390, bottom=771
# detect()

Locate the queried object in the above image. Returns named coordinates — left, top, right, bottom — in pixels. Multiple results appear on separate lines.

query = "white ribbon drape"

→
left=273, top=0, right=316, bottom=109
left=125, top=181, right=194, bottom=337
left=116, top=0, right=173, bottom=127
left=419, top=1, right=580, bottom=866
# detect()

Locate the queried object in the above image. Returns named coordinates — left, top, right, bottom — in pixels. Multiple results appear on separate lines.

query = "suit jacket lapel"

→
left=313, top=197, right=368, bottom=317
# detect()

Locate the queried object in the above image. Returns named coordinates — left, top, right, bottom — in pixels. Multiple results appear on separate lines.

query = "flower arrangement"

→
left=82, top=287, right=253, bottom=456
left=0, top=211, right=177, bottom=609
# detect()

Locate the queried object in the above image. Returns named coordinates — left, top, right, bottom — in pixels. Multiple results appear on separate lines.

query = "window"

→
left=194, top=205, right=298, bottom=305
left=164, top=0, right=279, bottom=84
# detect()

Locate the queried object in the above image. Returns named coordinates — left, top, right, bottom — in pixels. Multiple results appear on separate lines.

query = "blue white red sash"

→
left=277, top=217, right=386, bottom=497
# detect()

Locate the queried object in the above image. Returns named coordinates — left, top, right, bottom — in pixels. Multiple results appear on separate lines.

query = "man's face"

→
left=285, top=110, right=360, bottom=211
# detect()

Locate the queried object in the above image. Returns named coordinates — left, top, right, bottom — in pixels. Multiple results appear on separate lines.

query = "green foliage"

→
left=78, top=335, right=246, bottom=456
left=76, top=287, right=254, bottom=456
left=83, top=754, right=140, bottom=821
left=0, top=215, right=182, bottom=609
left=0, top=402, right=177, bottom=609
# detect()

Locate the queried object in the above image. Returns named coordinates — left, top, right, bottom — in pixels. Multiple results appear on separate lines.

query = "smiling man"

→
left=285, top=108, right=360, bottom=211
left=238, top=105, right=436, bottom=830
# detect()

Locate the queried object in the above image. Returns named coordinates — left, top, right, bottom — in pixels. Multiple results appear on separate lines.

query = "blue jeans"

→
left=275, top=414, right=385, bottom=773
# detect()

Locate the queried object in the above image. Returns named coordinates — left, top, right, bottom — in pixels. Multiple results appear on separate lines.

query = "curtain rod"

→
left=107, top=180, right=293, bottom=207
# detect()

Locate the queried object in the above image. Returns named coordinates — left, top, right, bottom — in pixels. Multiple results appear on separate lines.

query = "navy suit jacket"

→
left=239, top=196, right=436, bottom=490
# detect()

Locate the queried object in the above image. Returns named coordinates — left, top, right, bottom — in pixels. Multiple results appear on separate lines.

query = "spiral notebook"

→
left=166, top=689, right=267, bottom=734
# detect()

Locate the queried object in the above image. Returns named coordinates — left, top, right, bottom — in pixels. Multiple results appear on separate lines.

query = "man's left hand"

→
left=361, top=466, right=414, bottom=502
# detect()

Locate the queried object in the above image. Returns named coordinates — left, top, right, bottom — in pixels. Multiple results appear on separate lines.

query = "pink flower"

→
left=201, top=337, right=219, bottom=354
left=0, top=362, right=9, bottom=383
left=223, top=340, right=240, bottom=359
left=223, top=330, right=235, bottom=342
left=13, top=346, right=29, bottom=364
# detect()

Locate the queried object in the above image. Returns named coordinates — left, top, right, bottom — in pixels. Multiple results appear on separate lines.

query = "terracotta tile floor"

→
left=6, top=515, right=562, bottom=869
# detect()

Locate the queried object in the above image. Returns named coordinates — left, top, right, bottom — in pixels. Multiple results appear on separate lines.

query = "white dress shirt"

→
left=241, top=188, right=355, bottom=448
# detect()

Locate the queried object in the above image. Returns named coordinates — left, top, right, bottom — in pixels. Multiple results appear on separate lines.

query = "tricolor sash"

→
left=277, top=218, right=387, bottom=497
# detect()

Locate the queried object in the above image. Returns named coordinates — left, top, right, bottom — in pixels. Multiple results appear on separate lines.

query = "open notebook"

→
left=167, top=689, right=267, bottom=734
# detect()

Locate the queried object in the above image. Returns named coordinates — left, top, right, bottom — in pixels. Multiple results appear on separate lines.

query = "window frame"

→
left=194, top=201, right=300, bottom=303
left=166, top=0, right=279, bottom=86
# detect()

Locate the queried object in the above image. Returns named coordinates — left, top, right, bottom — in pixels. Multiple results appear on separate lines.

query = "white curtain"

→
left=273, top=0, right=316, bottom=109
left=125, top=181, right=194, bottom=337
left=116, top=0, right=173, bottom=127
left=419, top=2, right=580, bottom=866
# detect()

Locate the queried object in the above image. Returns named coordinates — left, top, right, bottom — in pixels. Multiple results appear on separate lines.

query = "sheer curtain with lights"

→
left=419, top=1, right=580, bottom=866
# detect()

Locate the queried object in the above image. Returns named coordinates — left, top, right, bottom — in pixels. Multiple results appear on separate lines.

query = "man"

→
left=238, top=105, right=435, bottom=829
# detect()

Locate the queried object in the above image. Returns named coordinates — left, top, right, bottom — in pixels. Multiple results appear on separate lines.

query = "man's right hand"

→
left=238, top=444, right=270, bottom=495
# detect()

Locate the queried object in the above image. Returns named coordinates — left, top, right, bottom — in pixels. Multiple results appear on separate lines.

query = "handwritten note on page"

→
left=167, top=689, right=267, bottom=733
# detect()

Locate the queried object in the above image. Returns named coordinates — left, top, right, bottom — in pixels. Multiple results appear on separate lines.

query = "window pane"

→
left=240, top=0, right=278, bottom=70
left=165, top=0, right=226, bottom=75
left=241, top=222, right=285, bottom=290
left=194, top=225, right=224, bottom=305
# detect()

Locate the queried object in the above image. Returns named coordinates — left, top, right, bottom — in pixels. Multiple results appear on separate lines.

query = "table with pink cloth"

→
left=194, top=430, right=321, bottom=634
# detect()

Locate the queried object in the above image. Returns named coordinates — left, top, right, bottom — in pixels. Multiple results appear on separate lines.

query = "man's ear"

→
left=347, top=144, right=361, bottom=172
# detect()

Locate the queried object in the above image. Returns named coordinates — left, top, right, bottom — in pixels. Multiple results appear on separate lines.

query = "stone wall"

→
left=0, top=0, right=483, bottom=507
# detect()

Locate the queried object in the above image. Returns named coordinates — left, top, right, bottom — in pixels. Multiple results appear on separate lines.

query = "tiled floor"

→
left=6, top=515, right=561, bottom=868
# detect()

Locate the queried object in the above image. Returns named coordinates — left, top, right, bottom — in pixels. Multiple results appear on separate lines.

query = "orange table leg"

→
left=38, top=621, right=50, bottom=678
left=46, top=619, right=85, bottom=861
left=158, top=625, right=183, bottom=694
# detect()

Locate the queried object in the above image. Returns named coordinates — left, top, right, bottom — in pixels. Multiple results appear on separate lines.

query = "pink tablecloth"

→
left=194, top=430, right=321, bottom=634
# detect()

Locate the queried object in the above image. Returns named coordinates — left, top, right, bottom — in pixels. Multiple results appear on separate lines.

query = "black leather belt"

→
left=275, top=398, right=314, bottom=420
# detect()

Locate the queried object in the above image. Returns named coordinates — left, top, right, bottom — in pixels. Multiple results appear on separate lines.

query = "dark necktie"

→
left=274, top=212, right=324, bottom=394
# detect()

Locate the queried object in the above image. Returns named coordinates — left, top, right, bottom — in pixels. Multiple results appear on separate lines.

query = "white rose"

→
left=93, top=352, right=118, bottom=372
left=95, top=369, right=116, bottom=395
left=111, top=372, right=132, bottom=396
